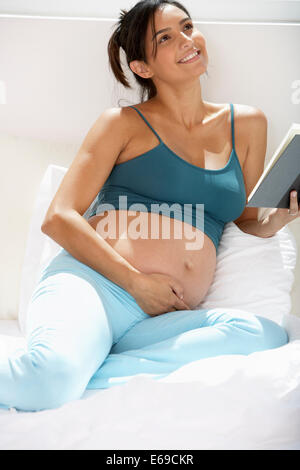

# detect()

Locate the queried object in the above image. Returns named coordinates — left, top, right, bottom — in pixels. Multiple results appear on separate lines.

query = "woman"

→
left=1, top=0, right=297, bottom=412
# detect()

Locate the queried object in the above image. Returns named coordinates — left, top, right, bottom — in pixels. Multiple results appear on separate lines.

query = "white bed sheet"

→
left=0, top=315, right=299, bottom=450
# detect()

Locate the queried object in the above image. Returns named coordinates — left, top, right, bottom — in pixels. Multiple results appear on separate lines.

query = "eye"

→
left=158, top=23, right=194, bottom=44
left=159, top=34, right=170, bottom=44
left=184, top=22, right=194, bottom=31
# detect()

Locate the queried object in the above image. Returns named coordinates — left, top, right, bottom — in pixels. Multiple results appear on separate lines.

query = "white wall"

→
left=0, top=0, right=300, bottom=22
left=0, top=17, right=299, bottom=148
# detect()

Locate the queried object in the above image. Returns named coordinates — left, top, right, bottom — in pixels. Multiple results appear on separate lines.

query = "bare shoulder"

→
left=209, top=101, right=267, bottom=135
left=233, top=103, right=268, bottom=156
left=96, top=106, right=132, bottom=149
left=234, top=103, right=267, bottom=129
left=100, top=106, right=130, bottom=128
left=233, top=103, right=267, bottom=158
left=114, top=104, right=142, bottom=131
left=237, top=103, right=268, bottom=149
left=91, top=106, right=128, bottom=135
left=117, top=103, right=151, bottom=140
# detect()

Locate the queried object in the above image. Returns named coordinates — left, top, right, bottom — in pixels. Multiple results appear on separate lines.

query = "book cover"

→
left=246, top=124, right=300, bottom=208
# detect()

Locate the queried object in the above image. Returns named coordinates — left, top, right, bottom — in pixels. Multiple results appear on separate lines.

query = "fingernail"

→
left=292, top=191, right=297, bottom=198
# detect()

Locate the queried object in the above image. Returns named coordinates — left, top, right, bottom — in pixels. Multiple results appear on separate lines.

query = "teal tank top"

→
left=84, top=103, right=246, bottom=253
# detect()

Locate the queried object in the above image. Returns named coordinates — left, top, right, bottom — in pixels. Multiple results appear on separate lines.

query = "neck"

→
left=150, top=82, right=209, bottom=131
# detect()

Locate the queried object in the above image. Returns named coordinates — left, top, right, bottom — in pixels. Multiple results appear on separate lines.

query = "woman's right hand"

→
left=129, top=272, right=191, bottom=317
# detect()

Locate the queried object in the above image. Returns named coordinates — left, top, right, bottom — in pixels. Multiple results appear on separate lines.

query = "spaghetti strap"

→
left=129, top=106, right=163, bottom=144
left=229, top=103, right=235, bottom=152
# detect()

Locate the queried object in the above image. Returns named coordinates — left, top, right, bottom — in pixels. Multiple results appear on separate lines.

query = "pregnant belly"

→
left=87, top=210, right=217, bottom=309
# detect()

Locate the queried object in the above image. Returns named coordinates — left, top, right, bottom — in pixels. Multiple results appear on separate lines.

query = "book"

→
left=246, top=123, right=300, bottom=208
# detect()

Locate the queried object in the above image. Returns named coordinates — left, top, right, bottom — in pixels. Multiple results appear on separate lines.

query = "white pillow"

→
left=197, top=220, right=297, bottom=325
left=18, top=164, right=297, bottom=334
left=18, top=164, right=99, bottom=334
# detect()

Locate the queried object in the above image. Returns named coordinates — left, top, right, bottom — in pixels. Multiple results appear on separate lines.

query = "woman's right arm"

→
left=41, top=107, right=141, bottom=295
left=41, top=107, right=190, bottom=314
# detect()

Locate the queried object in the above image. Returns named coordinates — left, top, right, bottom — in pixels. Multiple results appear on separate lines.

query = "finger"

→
left=289, top=190, right=299, bottom=216
left=182, top=300, right=191, bottom=309
left=174, top=297, right=190, bottom=311
left=171, top=286, right=184, bottom=300
left=173, top=293, right=189, bottom=309
left=170, top=286, right=190, bottom=309
left=171, top=286, right=189, bottom=306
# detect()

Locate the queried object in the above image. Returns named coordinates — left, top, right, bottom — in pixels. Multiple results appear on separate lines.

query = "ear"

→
left=129, top=60, right=153, bottom=79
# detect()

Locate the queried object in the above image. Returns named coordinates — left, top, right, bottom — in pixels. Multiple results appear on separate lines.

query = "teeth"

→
left=179, top=51, right=199, bottom=63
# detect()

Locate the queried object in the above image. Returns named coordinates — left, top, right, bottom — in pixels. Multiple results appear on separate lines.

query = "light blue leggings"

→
left=0, top=248, right=288, bottom=411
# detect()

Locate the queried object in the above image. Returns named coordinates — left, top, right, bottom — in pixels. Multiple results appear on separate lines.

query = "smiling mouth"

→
left=178, top=50, right=201, bottom=64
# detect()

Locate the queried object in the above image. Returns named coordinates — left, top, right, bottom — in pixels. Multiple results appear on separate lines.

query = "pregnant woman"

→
left=1, top=0, right=297, bottom=412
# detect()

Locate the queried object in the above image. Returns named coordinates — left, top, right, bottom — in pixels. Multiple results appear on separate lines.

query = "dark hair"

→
left=107, top=0, right=192, bottom=104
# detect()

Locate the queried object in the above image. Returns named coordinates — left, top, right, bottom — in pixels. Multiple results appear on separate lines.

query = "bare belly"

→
left=87, top=210, right=217, bottom=309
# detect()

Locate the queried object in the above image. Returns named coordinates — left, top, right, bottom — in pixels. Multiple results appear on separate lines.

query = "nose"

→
left=179, top=34, right=195, bottom=51
left=179, top=32, right=193, bottom=44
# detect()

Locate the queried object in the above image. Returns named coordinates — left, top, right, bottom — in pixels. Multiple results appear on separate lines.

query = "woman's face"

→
left=131, top=5, right=208, bottom=83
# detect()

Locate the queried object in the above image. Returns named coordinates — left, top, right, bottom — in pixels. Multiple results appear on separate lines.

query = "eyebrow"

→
left=152, top=16, right=191, bottom=41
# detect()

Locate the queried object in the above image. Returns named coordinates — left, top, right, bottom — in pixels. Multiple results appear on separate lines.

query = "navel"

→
left=184, top=259, right=194, bottom=270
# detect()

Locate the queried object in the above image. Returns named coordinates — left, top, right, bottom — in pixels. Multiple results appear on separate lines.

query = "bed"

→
left=0, top=14, right=299, bottom=450
left=0, top=164, right=299, bottom=450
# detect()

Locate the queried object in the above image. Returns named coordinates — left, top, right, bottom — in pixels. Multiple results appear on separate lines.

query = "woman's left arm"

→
left=234, top=107, right=300, bottom=238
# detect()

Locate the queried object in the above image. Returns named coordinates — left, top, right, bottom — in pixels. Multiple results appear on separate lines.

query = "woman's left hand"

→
left=267, top=190, right=300, bottom=232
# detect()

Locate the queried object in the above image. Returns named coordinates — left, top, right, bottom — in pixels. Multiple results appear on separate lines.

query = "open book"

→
left=246, top=123, right=300, bottom=208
